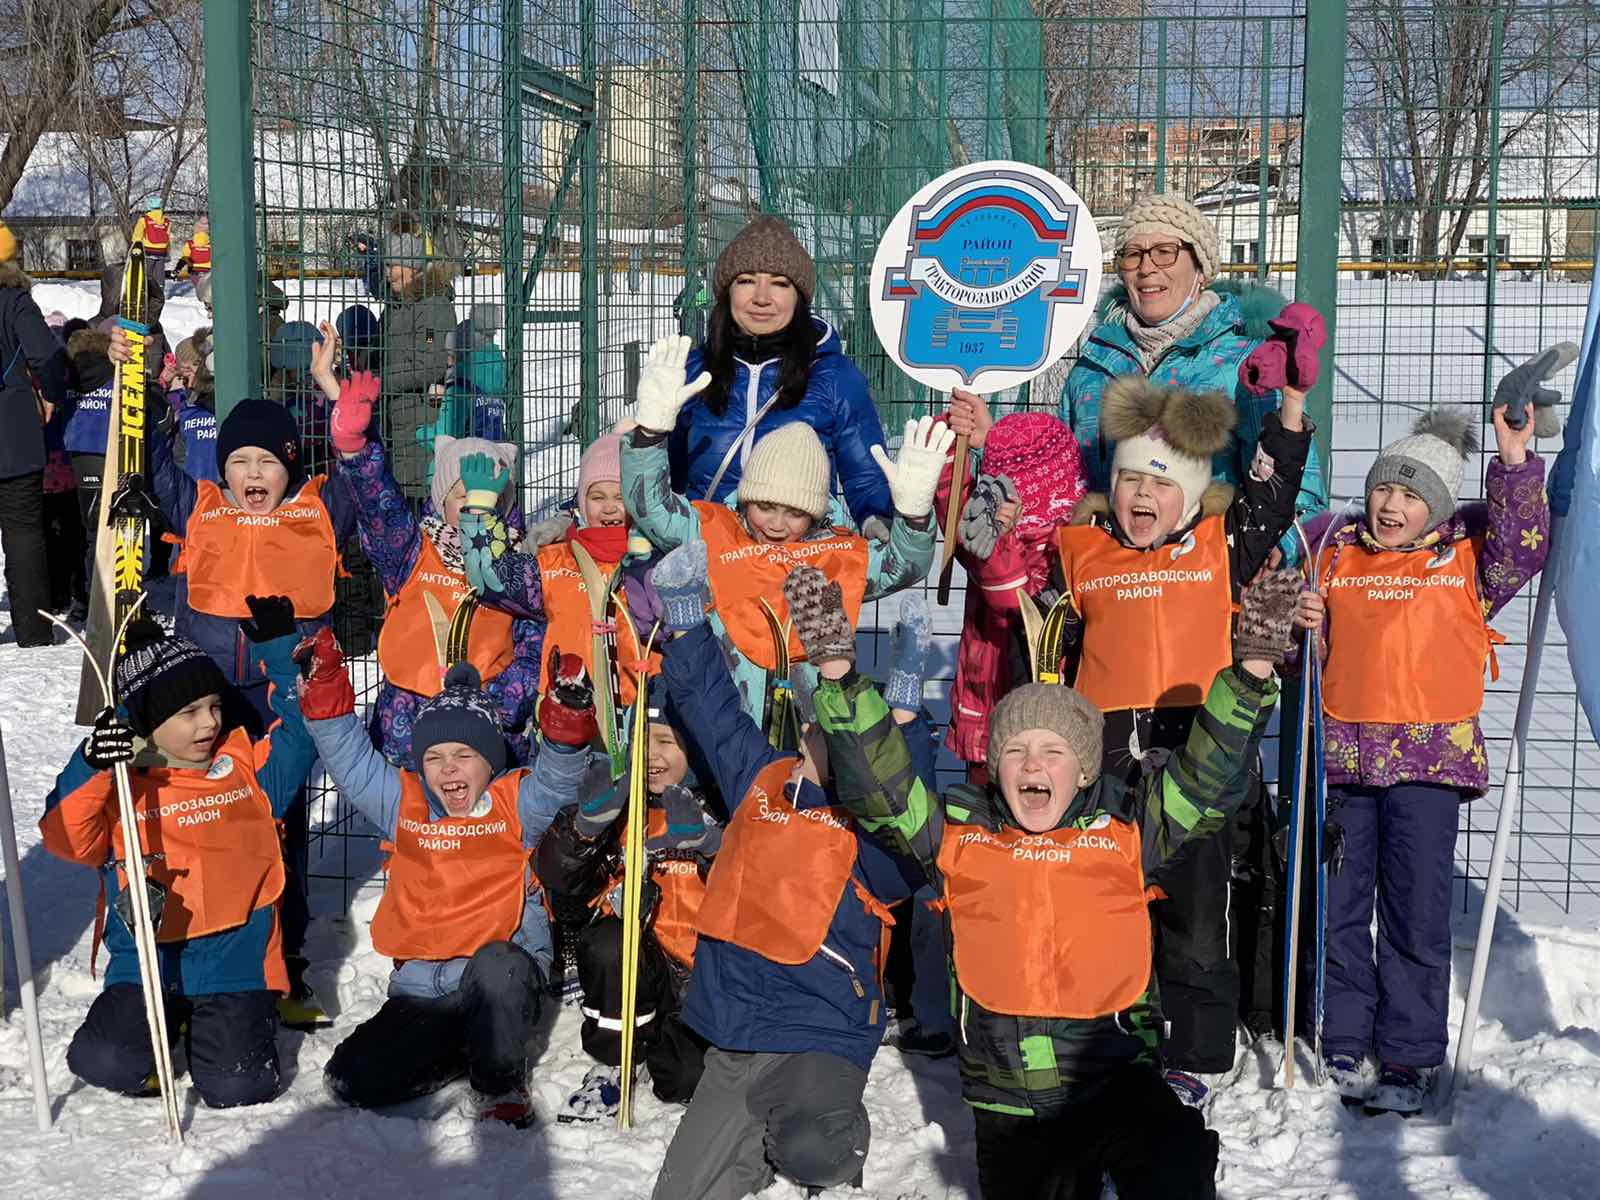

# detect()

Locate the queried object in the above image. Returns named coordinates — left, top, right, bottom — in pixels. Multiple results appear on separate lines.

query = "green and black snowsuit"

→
left=812, top=663, right=1277, bottom=1118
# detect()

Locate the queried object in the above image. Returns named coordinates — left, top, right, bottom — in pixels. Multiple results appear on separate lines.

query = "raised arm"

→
left=296, top=628, right=404, bottom=837
left=1478, top=403, right=1550, bottom=617
left=622, top=335, right=712, bottom=553
left=242, top=615, right=320, bottom=817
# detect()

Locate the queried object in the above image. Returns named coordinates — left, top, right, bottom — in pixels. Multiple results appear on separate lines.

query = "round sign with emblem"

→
left=869, top=160, right=1103, bottom=394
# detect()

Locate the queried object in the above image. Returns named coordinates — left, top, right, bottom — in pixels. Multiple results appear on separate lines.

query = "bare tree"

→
left=1036, top=0, right=1141, bottom=177
left=0, top=0, right=140, bottom=211
left=1347, top=0, right=1600, bottom=273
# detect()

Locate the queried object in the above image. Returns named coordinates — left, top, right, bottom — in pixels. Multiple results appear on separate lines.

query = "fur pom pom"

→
left=1161, top=389, right=1238, bottom=459
left=1100, top=376, right=1170, bottom=441
left=1412, top=409, right=1480, bottom=460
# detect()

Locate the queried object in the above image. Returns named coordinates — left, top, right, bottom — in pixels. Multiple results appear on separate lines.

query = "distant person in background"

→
left=335, top=303, right=381, bottom=374
left=62, top=319, right=113, bottom=609
left=374, top=228, right=456, bottom=500
left=415, top=305, right=510, bottom=486
left=174, top=216, right=211, bottom=281
left=671, top=216, right=893, bottom=536
left=0, top=221, right=67, bottom=646
left=40, top=310, right=87, bottom=619
left=169, top=330, right=218, bottom=485
left=268, top=321, right=329, bottom=476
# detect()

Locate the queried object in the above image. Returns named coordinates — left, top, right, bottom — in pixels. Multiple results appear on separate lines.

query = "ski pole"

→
left=1281, top=625, right=1315, bottom=1089
left=1448, top=515, right=1561, bottom=1102
left=0, top=716, right=51, bottom=1132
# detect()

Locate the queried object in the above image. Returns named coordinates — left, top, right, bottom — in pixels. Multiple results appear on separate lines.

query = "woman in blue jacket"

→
left=670, top=216, right=893, bottom=533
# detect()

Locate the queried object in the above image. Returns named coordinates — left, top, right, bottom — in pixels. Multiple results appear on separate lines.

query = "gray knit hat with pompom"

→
left=1365, top=410, right=1480, bottom=531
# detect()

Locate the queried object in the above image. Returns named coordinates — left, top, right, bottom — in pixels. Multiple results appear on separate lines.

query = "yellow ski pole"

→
left=616, top=621, right=660, bottom=1129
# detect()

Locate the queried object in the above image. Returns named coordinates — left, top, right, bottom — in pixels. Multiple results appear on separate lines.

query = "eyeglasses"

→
left=1115, top=242, right=1185, bottom=272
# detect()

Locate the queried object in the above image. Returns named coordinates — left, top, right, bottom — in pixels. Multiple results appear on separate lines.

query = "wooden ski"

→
left=446, top=594, right=478, bottom=664
left=77, top=244, right=150, bottom=724
left=1034, top=597, right=1075, bottom=685
left=759, top=597, right=801, bottom=750
left=1016, top=587, right=1045, bottom=680
left=569, top=541, right=624, bottom=778
left=421, top=592, right=451, bottom=683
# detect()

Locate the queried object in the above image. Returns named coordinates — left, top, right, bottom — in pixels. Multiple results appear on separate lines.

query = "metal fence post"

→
left=203, top=0, right=260, bottom=421
left=501, top=0, right=525, bottom=490
left=578, top=0, right=600, bottom=445
left=1294, top=0, right=1347, bottom=463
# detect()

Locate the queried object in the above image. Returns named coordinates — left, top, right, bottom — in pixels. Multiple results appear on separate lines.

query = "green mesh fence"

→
left=230, top=0, right=1600, bottom=918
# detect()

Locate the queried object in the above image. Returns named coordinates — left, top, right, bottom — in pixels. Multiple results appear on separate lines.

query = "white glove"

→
left=870, top=416, right=957, bottom=520
left=635, top=334, right=712, bottom=433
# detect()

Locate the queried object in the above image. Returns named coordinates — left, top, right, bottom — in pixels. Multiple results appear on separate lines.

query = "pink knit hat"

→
left=979, top=411, right=1087, bottom=540
left=576, top=431, right=623, bottom=503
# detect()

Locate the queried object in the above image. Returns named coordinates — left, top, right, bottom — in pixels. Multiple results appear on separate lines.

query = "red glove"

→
left=158, top=352, right=179, bottom=391
left=537, top=647, right=599, bottom=748
left=293, top=626, right=355, bottom=720
left=331, top=370, right=379, bottom=455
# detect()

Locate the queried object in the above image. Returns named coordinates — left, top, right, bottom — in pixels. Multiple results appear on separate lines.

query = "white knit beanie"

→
left=738, top=423, right=831, bottom=520
left=1117, top=193, right=1221, bottom=281
left=433, top=435, right=518, bottom=516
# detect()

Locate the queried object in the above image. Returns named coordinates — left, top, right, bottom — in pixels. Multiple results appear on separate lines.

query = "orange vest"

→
left=599, top=807, right=709, bottom=969
left=697, top=502, right=870, bottom=671
left=369, top=772, right=533, bottom=962
left=1319, top=538, right=1495, bottom=724
left=107, top=728, right=286, bottom=946
left=379, top=536, right=516, bottom=696
left=1057, top=516, right=1234, bottom=710
left=535, top=543, right=656, bottom=706
left=177, top=477, right=341, bottom=619
left=935, top=816, right=1152, bottom=1019
left=696, top=760, right=864, bottom=964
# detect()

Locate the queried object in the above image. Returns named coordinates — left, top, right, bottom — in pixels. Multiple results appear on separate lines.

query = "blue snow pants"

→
left=1322, top=782, right=1462, bottom=1068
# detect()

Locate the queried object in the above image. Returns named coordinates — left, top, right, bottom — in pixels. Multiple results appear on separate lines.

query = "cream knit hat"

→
left=1117, top=193, right=1221, bottom=281
left=738, top=423, right=831, bottom=520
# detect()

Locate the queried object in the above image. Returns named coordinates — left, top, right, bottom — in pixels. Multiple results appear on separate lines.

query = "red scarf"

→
left=569, top=523, right=629, bottom=563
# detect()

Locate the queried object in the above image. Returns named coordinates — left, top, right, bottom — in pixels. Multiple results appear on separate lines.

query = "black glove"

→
left=84, top=707, right=136, bottom=770
left=241, top=594, right=297, bottom=643
left=106, top=474, right=162, bottom=526
left=114, top=874, right=168, bottom=935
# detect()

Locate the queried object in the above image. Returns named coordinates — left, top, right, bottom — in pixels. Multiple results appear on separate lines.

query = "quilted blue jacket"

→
left=670, top=316, right=893, bottom=529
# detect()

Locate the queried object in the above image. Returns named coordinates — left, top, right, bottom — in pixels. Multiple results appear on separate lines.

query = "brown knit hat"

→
left=1116, top=193, right=1221, bottom=281
left=986, top=683, right=1105, bottom=788
left=713, top=216, right=816, bottom=302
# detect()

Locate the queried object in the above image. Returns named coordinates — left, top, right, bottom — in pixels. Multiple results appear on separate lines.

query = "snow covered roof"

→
left=2, top=130, right=207, bottom=220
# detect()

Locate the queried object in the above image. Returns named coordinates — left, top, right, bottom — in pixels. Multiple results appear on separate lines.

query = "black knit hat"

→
left=216, top=397, right=304, bottom=487
left=114, top=618, right=229, bottom=738
left=412, top=663, right=507, bottom=780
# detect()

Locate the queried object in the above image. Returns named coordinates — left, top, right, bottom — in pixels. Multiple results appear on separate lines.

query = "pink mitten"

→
left=1239, top=339, right=1288, bottom=397
left=1266, top=302, right=1327, bottom=390
left=331, top=370, right=379, bottom=454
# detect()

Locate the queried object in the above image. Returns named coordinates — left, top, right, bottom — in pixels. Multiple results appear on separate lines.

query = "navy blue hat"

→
left=413, top=663, right=508, bottom=781
left=216, top=397, right=304, bottom=487
left=268, top=320, right=320, bottom=374
left=114, top=619, right=228, bottom=739
left=335, top=304, right=380, bottom=351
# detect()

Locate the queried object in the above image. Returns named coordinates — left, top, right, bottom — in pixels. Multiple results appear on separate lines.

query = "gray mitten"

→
left=958, top=473, right=1020, bottom=560
left=1234, top=567, right=1304, bottom=665
left=652, top=539, right=711, bottom=631
left=1495, top=342, right=1579, bottom=437
left=645, top=784, right=722, bottom=856
left=783, top=565, right=856, bottom=667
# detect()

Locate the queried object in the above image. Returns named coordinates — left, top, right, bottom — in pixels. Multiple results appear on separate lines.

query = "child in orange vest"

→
left=800, top=561, right=1299, bottom=1199
left=318, top=347, right=538, bottom=768
left=455, top=427, right=658, bottom=730
left=40, top=600, right=314, bottom=1109
left=1294, top=404, right=1550, bottom=1114
left=643, top=541, right=931, bottom=1199
left=535, top=672, right=723, bottom=1122
left=1032, top=373, right=1313, bottom=1102
left=302, top=631, right=592, bottom=1127
left=620, top=333, right=947, bottom=731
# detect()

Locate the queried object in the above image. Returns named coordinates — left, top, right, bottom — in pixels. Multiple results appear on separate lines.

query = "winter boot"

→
left=894, top=1023, right=955, bottom=1059
left=1365, top=1063, right=1436, bottom=1116
left=557, top=1065, right=624, bottom=1124
left=477, top=1084, right=535, bottom=1128
left=276, top=954, right=332, bottom=1030
left=1323, top=1052, right=1376, bottom=1103
left=1163, top=1068, right=1216, bottom=1109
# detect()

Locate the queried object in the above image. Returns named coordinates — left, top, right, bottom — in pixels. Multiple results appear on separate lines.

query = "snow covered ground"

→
left=5, top=275, right=1600, bottom=1196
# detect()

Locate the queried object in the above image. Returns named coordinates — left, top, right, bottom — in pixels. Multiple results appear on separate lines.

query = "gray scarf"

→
left=1124, top=289, right=1221, bottom=371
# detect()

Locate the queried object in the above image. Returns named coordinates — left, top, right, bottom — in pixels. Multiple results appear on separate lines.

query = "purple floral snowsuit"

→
left=336, top=441, right=540, bottom=767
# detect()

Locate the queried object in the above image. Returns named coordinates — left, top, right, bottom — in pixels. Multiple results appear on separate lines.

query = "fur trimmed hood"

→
left=0, top=260, right=32, bottom=292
